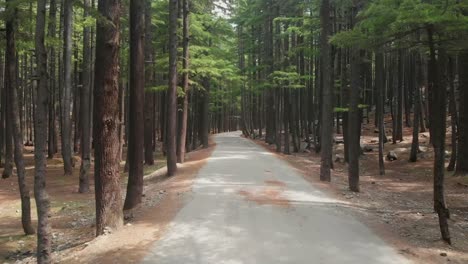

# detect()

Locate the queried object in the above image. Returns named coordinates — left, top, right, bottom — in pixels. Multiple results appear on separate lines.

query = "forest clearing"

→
left=0, top=0, right=467, bottom=263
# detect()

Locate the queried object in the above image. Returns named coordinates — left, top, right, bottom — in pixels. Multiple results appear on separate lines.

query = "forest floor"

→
left=0, top=141, right=215, bottom=263
left=251, top=118, right=468, bottom=264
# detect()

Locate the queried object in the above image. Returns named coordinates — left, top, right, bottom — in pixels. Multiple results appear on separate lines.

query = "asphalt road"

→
left=142, top=131, right=410, bottom=264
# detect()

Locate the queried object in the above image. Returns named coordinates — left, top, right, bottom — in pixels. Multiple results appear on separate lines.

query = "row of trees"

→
left=234, top=0, right=467, bottom=245
left=0, top=0, right=241, bottom=262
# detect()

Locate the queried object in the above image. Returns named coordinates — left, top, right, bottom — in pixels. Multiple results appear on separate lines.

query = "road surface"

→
left=142, top=132, right=410, bottom=264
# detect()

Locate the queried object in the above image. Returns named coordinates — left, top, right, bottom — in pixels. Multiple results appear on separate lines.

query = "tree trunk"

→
left=376, top=51, right=385, bottom=175
left=319, top=0, right=333, bottom=182
left=93, top=0, right=123, bottom=235
left=79, top=0, right=92, bottom=193
left=348, top=47, right=361, bottom=192
left=5, top=1, right=35, bottom=235
left=409, top=54, right=422, bottom=163
left=447, top=57, right=457, bottom=171
left=166, top=0, right=178, bottom=176
left=177, top=0, right=190, bottom=163
left=35, top=0, right=53, bottom=259
left=124, top=0, right=145, bottom=210
left=62, top=0, right=74, bottom=176
left=47, top=0, right=57, bottom=159
left=427, top=25, right=451, bottom=244
left=455, top=49, right=468, bottom=176
left=201, top=78, right=210, bottom=148
left=144, top=0, right=154, bottom=166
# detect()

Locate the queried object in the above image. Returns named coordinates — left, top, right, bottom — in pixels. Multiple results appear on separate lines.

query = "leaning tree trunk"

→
left=177, top=0, right=190, bottom=163
left=93, top=0, right=123, bottom=235
left=5, top=0, right=35, bottom=235
left=124, top=0, right=145, bottom=210
left=79, top=0, right=92, bottom=193
left=61, top=0, right=74, bottom=176
left=166, top=0, right=178, bottom=176
left=319, top=0, right=333, bottom=182
left=35, top=0, right=53, bottom=260
left=427, top=25, right=451, bottom=244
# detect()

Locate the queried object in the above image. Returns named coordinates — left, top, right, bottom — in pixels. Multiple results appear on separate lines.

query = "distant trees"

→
left=235, top=0, right=467, bottom=245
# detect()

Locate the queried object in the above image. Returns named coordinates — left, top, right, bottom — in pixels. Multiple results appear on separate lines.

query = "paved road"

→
left=142, top=132, right=410, bottom=264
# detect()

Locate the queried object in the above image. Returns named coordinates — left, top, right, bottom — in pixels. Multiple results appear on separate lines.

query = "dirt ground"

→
left=251, top=117, right=468, bottom=264
left=0, top=141, right=215, bottom=264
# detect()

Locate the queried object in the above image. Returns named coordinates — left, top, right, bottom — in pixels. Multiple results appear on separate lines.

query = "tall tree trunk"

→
left=144, top=0, right=154, bottom=165
left=47, top=0, right=57, bottom=159
left=35, top=0, right=53, bottom=259
left=5, top=1, right=35, bottom=235
left=124, top=0, right=145, bottom=210
left=62, top=0, right=74, bottom=176
left=177, top=0, right=190, bottom=163
left=319, top=0, right=333, bottom=182
left=201, top=78, right=210, bottom=148
left=455, top=50, right=468, bottom=176
left=447, top=57, right=457, bottom=171
left=410, top=54, right=422, bottom=162
left=427, top=25, right=451, bottom=244
left=166, top=0, right=178, bottom=176
left=348, top=47, right=361, bottom=192
left=79, top=0, right=92, bottom=193
left=94, top=0, right=123, bottom=235
left=2, top=82, right=13, bottom=179
left=376, top=51, right=385, bottom=175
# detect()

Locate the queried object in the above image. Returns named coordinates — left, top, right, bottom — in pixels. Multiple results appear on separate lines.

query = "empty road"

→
left=142, top=131, right=410, bottom=264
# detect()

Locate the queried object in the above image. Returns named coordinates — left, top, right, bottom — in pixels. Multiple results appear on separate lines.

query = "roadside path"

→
left=142, top=131, right=410, bottom=264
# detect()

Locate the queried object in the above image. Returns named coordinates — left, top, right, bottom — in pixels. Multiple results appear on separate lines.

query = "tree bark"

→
left=93, top=0, right=123, bottom=235
left=376, top=51, right=385, bottom=175
left=427, top=25, right=451, bottom=244
left=319, top=0, right=333, bottom=182
left=166, top=0, right=178, bottom=176
left=5, top=0, right=35, bottom=235
left=144, top=0, right=154, bottom=165
left=79, top=0, right=92, bottom=193
left=35, top=0, right=53, bottom=259
left=62, top=0, right=74, bottom=176
left=177, top=0, right=190, bottom=163
left=47, top=0, right=57, bottom=159
left=124, top=0, right=145, bottom=210
left=455, top=49, right=468, bottom=176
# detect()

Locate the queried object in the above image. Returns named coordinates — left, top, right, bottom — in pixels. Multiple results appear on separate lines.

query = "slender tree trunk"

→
left=62, top=0, right=74, bottom=176
left=47, top=0, right=57, bottom=159
left=94, top=0, right=123, bottom=235
left=177, top=0, right=190, bottom=163
left=348, top=47, right=361, bottom=192
left=319, top=0, right=333, bottom=182
left=166, top=0, right=178, bottom=176
left=201, top=78, right=210, bottom=148
left=427, top=25, right=451, bottom=244
left=410, top=54, right=422, bottom=162
left=447, top=57, right=457, bottom=171
left=79, top=0, right=92, bottom=193
left=143, top=0, right=154, bottom=165
left=124, top=0, right=145, bottom=210
left=5, top=1, right=35, bottom=235
left=376, top=51, right=385, bottom=175
left=35, top=0, right=53, bottom=259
